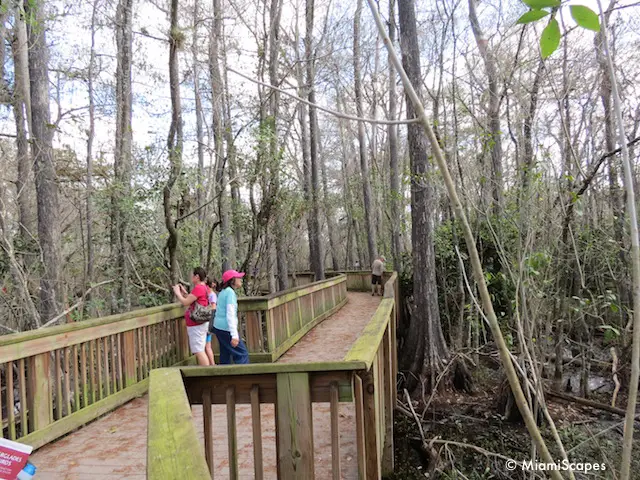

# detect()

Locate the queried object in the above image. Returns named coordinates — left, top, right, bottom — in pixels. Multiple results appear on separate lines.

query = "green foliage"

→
left=570, top=5, right=601, bottom=32
left=598, top=324, right=620, bottom=344
left=517, top=1, right=601, bottom=59
left=517, top=9, right=550, bottom=24
left=541, top=18, right=561, bottom=58
left=523, top=0, right=560, bottom=8
left=433, top=216, right=518, bottom=341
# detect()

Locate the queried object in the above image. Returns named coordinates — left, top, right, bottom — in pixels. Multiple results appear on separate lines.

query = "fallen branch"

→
left=546, top=389, right=629, bottom=416
left=429, top=439, right=517, bottom=464
left=404, top=388, right=427, bottom=445
left=40, top=280, right=114, bottom=328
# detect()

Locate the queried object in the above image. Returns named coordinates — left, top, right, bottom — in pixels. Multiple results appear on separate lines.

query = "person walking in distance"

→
left=172, top=267, right=211, bottom=366
left=371, top=256, right=385, bottom=296
left=212, top=270, right=250, bottom=364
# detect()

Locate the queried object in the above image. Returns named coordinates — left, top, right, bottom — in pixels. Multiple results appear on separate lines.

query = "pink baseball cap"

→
left=222, top=269, right=245, bottom=284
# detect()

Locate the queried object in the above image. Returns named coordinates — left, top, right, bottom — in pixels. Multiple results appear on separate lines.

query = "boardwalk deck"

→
left=30, top=292, right=381, bottom=479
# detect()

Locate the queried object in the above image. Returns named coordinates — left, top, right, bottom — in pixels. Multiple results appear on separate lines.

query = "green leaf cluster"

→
left=516, top=1, right=601, bottom=59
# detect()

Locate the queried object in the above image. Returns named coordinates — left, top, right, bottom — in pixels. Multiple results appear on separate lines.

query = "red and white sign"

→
left=0, top=438, right=32, bottom=479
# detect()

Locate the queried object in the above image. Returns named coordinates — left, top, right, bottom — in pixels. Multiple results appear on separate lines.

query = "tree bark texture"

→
left=388, top=0, right=402, bottom=273
left=522, top=59, right=543, bottom=194
left=595, top=4, right=629, bottom=327
left=305, top=0, right=324, bottom=280
left=269, top=0, right=289, bottom=290
left=320, top=139, right=340, bottom=272
left=12, top=0, right=35, bottom=259
left=468, top=0, right=503, bottom=215
left=211, top=0, right=233, bottom=272
left=193, top=0, right=206, bottom=266
left=354, top=0, right=378, bottom=266
left=26, top=0, right=63, bottom=323
left=164, top=0, right=182, bottom=286
left=398, top=0, right=449, bottom=389
left=112, top=0, right=133, bottom=310
left=85, top=0, right=98, bottom=296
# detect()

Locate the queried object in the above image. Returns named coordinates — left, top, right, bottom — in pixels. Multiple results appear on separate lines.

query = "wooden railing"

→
left=234, top=274, right=348, bottom=362
left=0, top=303, right=189, bottom=449
left=147, top=272, right=399, bottom=479
left=0, top=274, right=347, bottom=451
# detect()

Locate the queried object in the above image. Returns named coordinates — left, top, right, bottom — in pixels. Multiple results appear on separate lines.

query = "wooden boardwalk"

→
left=30, top=292, right=381, bottom=479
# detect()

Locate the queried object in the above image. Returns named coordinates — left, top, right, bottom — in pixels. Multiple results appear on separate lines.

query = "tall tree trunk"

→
left=305, top=0, right=324, bottom=280
left=294, top=33, right=315, bottom=273
left=522, top=59, right=543, bottom=194
left=468, top=0, right=503, bottom=214
left=319, top=137, right=340, bottom=271
left=336, top=92, right=359, bottom=269
left=398, top=0, right=449, bottom=390
left=594, top=4, right=640, bottom=478
left=26, top=0, right=62, bottom=323
left=269, top=0, right=289, bottom=290
left=12, top=0, right=35, bottom=266
left=388, top=0, right=402, bottom=273
left=220, top=24, right=242, bottom=258
left=193, top=0, right=206, bottom=266
left=555, top=32, right=578, bottom=390
left=595, top=2, right=629, bottom=327
left=112, top=0, right=133, bottom=311
left=211, top=0, right=233, bottom=272
left=164, top=0, right=182, bottom=285
left=354, top=0, right=377, bottom=266
left=85, top=0, right=98, bottom=301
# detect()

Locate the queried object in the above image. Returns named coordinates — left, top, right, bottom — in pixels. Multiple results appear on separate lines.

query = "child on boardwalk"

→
left=211, top=270, right=250, bottom=364
left=204, top=278, right=219, bottom=366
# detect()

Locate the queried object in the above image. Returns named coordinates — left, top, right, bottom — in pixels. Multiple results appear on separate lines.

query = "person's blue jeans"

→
left=212, top=326, right=249, bottom=364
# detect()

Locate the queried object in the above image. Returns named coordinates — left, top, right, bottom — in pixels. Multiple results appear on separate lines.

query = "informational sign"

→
left=0, top=438, right=32, bottom=480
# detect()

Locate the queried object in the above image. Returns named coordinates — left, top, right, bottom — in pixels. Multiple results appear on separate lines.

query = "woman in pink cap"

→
left=211, top=269, right=249, bottom=364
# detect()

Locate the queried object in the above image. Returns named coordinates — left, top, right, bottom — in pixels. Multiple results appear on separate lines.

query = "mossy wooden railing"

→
left=0, top=303, right=189, bottom=450
left=0, top=274, right=347, bottom=450
left=147, top=272, right=399, bottom=480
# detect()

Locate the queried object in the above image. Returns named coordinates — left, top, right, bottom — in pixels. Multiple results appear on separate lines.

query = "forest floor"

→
left=386, top=362, right=640, bottom=480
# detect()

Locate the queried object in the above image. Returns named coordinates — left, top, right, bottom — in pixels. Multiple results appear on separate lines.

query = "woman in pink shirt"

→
left=172, top=267, right=211, bottom=366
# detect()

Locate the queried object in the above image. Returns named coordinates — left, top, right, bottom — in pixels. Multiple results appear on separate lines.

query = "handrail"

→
left=148, top=369, right=210, bottom=478
left=344, top=298, right=394, bottom=369
left=0, top=303, right=183, bottom=350
left=180, top=360, right=367, bottom=376
left=0, top=305, right=185, bottom=363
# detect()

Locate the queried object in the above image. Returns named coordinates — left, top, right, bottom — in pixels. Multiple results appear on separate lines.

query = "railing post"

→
left=246, top=311, right=262, bottom=352
left=27, top=353, right=51, bottom=432
left=276, top=372, right=315, bottom=479
left=265, top=309, right=277, bottom=353
left=123, top=331, right=137, bottom=387
left=381, top=327, right=395, bottom=474
left=359, top=368, right=381, bottom=479
left=179, top=321, right=190, bottom=361
left=354, top=374, right=367, bottom=479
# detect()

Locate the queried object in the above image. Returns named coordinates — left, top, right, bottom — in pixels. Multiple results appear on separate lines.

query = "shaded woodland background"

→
left=2, top=0, right=640, bottom=475
left=1, top=0, right=640, bottom=456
